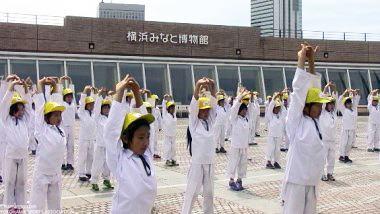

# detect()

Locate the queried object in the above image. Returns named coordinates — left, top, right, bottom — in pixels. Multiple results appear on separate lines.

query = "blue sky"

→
left=1, top=0, right=380, bottom=34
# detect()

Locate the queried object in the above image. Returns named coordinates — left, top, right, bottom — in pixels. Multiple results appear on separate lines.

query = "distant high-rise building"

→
left=251, top=0, right=302, bottom=38
left=97, top=2, right=145, bottom=21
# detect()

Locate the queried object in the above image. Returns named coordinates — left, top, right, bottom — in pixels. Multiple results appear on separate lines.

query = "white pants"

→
left=227, top=148, right=247, bottom=179
left=340, top=130, right=355, bottom=157
left=90, top=145, right=111, bottom=184
left=282, top=182, right=317, bottom=214
left=214, top=125, right=225, bottom=149
left=225, top=122, right=232, bottom=139
left=63, top=125, right=75, bottom=165
left=3, top=158, right=27, bottom=206
left=30, top=171, right=62, bottom=211
left=367, top=123, right=380, bottom=149
left=249, top=120, right=256, bottom=144
left=266, top=136, right=281, bottom=162
left=163, top=136, right=176, bottom=161
left=352, top=128, right=357, bottom=147
left=181, top=163, right=214, bottom=214
left=0, top=141, right=6, bottom=177
left=153, top=128, right=160, bottom=155
left=324, top=140, right=336, bottom=175
left=78, top=139, right=95, bottom=177
left=29, top=131, right=37, bottom=151
left=255, top=115, right=260, bottom=134
left=283, top=125, right=289, bottom=149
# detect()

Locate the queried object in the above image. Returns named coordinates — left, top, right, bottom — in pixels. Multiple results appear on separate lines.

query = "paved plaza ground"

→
left=0, top=116, right=379, bottom=213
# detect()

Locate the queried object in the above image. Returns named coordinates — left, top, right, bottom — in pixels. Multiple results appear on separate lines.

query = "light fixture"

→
left=236, top=49, right=241, bottom=56
left=89, top=43, right=95, bottom=50
left=324, top=52, right=329, bottom=58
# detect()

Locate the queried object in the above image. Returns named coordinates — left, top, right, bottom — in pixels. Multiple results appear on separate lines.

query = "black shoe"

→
left=255, top=133, right=260, bottom=137
left=352, top=146, right=358, bottom=149
left=61, top=164, right=66, bottom=170
left=327, top=173, right=335, bottom=181
left=339, top=156, right=345, bottom=162
left=280, top=148, right=288, bottom=152
left=321, top=175, right=328, bottom=181
left=266, top=163, right=275, bottom=169
left=165, top=160, right=173, bottom=166
left=153, top=154, right=161, bottom=159
left=86, top=174, right=91, bottom=179
left=236, top=179, right=244, bottom=191
left=224, top=138, right=229, bottom=141
left=220, top=147, right=227, bottom=153
left=344, top=156, right=352, bottom=163
left=273, top=162, right=281, bottom=169
left=31, top=150, right=36, bottom=155
left=374, top=148, right=380, bottom=152
left=171, top=160, right=179, bottom=166
left=66, top=164, right=74, bottom=170
left=216, top=148, right=220, bottom=153
left=249, top=142, right=258, bottom=146
left=79, top=177, right=89, bottom=182
left=0, top=176, right=2, bottom=183
left=368, top=149, right=374, bottom=152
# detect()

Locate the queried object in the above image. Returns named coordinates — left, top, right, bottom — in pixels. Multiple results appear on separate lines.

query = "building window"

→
left=10, top=60, right=37, bottom=82
left=327, top=68, right=349, bottom=95
left=119, top=63, right=144, bottom=87
left=217, top=66, right=239, bottom=96
left=169, top=64, right=193, bottom=105
left=349, top=69, right=370, bottom=104
left=240, top=66, right=264, bottom=98
left=39, top=60, right=64, bottom=79
left=193, top=65, right=217, bottom=85
left=370, top=70, right=380, bottom=90
left=144, top=64, right=170, bottom=98
left=263, top=67, right=284, bottom=97
left=66, top=61, right=92, bottom=100
left=93, top=62, right=118, bottom=89
left=0, top=59, right=7, bottom=79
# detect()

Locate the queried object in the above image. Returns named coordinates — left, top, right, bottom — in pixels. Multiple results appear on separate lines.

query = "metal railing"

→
left=0, top=12, right=64, bottom=26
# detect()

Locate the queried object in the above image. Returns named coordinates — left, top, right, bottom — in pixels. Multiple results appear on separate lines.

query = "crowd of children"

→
left=0, top=41, right=379, bottom=213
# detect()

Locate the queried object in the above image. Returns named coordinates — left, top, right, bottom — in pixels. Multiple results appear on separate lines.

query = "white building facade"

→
left=97, top=2, right=145, bottom=21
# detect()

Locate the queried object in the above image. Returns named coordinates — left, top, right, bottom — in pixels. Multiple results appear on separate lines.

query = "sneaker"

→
left=31, top=150, right=36, bottom=155
left=219, top=147, right=227, bottom=153
left=0, top=176, right=2, bottom=183
left=86, top=174, right=92, bottom=179
left=327, top=174, right=336, bottom=181
left=374, top=148, right=380, bottom=152
left=91, top=184, right=99, bottom=191
left=236, top=179, right=244, bottom=191
left=61, top=164, right=66, bottom=170
left=153, top=154, right=161, bottom=159
left=266, top=162, right=275, bottom=169
left=224, top=138, right=229, bottom=141
left=321, top=175, right=328, bottom=181
left=280, top=148, right=288, bottom=152
left=171, top=160, right=179, bottom=166
left=229, top=180, right=239, bottom=191
left=165, top=160, right=172, bottom=166
left=66, top=164, right=74, bottom=170
left=255, top=133, right=261, bottom=137
left=273, top=162, right=281, bottom=169
left=216, top=148, right=220, bottom=153
left=344, top=156, right=352, bottom=163
left=103, top=180, right=114, bottom=189
left=339, top=156, right=345, bottom=162
left=352, top=146, right=358, bottom=149
left=368, top=149, right=374, bottom=152
left=249, top=142, right=258, bottom=146
left=79, top=177, right=89, bottom=182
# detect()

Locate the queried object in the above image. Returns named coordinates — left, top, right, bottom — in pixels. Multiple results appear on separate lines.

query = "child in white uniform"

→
left=252, top=92, right=262, bottom=137
left=264, top=95, right=272, bottom=131
left=181, top=77, right=217, bottom=214
left=146, top=92, right=162, bottom=159
left=104, top=75, right=157, bottom=213
left=320, top=82, right=338, bottom=181
left=265, top=93, right=283, bottom=169
left=367, top=89, right=380, bottom=152
left=162, top=95, right=178, bottom=166
left=77, top=86, right=97, bottom=181
left=280, top=91, right=290, bottom=152
left=337, top=89, right=360, bottom=163
left=281, top=43, right=330, bottom=214
left=90, top=89, right=113, bottom=191
left=30, top=77, right=66, bottom=211
left=214, top=94, right=228, bottom=153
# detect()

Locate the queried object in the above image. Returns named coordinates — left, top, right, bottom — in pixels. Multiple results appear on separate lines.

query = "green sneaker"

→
left=103, top=180, right=114, bottom=189
left=91, top=184, right=99, bottom=192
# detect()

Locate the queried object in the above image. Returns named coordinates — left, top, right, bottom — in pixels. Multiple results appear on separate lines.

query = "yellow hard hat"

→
left=267, top=96, right=272, bottom=100
left=282, top=93, right=289, bottom=100
left=198, top=97, right=212, bottom=110
left=150, top=94, right=159, bottom=100
left=342, top=96, right=352, bottom=105
left=274, top=98, right=282, bottom=107
left=126, top=92, right=134, bottom=97
left=166, top=101, right=175, bottom=108
left=11, top=94, right=27, bottom=105
left=252, top=91, right=258, bottom=95
left=122, top=112, right=155, bottom=133
left=242, top=94, right=251, bottom=100
left=373, top=96, right=379, bottom=101
left=305, top=88, right=331, bottom=104
left=327, top=96, right=336, bottom=103
left=102, top=99, right=112, bottom=106
left=143, top=102, right=152, bottom=108
left=63, top=88, right=73, bottom=96
left=85, top=96, right=95, bottom=104
left=44, top=102, right=65, bottom=114
left=217, top=95, right=225, bottom=102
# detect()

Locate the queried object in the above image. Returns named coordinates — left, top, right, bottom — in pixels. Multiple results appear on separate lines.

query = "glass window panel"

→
left=38, top=60, right=64, bottom=79
left=93, top=62, right=118, bottom=90
left=240, top=66, right=264, bottom=99
left=119, top=63, right=144, bottom=87
left=67, top=61, right=92, bottom=100
left=327, top=68, right=349, bottom=94
left=263, top=67, right=284, bottom=97
left=0, top=60, right=7, bottom=80
left=193, top=65, right=216, bottom=83
left=370, top=70, right=380, bottom=90
left=169, top=64, right=193, bottom=105
left=145, top=64, right=170, bottom=99
left=10, top=60, right=37, bottom=82
left=316, top=68, right=328, bottom=88
left=217, top=66, right=239, bottom=96
left=284, top=67, right=295, bottom=91
left=349, top=69, right=370, bottom=105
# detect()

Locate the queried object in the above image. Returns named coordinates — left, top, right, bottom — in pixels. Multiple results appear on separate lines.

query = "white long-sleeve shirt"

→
left=78, top=93, right=97, bottom=141
left=367, top=95, right=380, bottom=125
left=0, top=87, right=32, bottom=159
left=104, top=101, right=156, bottom=214
left=161, top=99, right=177, bottom=137
left=284, top=68, right=327, bottom=186
left=94, top=96, right=108, bottom=147
left=34, top=93, right=66, bottom=175
left=57, top=84, right=77, bottom=127
left=214, top=105, right=228, bottom=127
left=337, top=94, right=359, bottom=130
left=267, top=100, right=284, bottom=138
left=188, top=96, right=217, bottom=164
left=320, top=92, right=338, bottom=142
left=0, top=81, right=8, bottom=141
left=230, top=95, right=249, bottom=148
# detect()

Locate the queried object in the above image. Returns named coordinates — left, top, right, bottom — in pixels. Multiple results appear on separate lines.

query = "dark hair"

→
left=344, top=99, right=352, bottom=105
left=187, top=126, right=192, bottom=156
left=44, top=112, right=53, bottom=124
left=238, top=103, right=248, bottom=113
left=121, top=119, right=150, bottom=150
left=9, top=103, right=24, bottom=116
